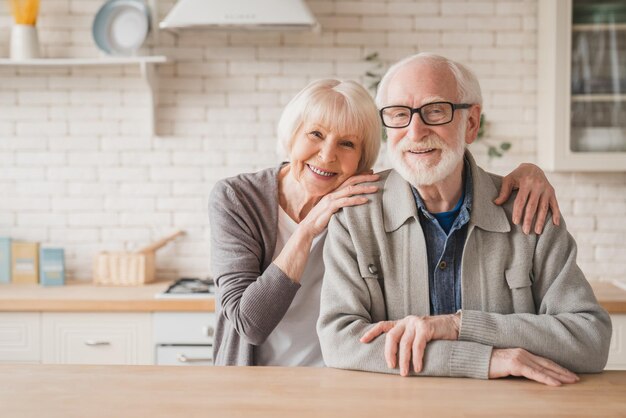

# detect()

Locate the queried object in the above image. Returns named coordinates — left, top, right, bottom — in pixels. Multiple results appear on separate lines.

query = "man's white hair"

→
left=375, top=52, right=483, bottom=108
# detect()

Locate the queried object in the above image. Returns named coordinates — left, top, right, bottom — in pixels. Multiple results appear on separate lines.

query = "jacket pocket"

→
left=505, top=266, right=535, bottom=313
left=357, top=254, right=387, bottom=322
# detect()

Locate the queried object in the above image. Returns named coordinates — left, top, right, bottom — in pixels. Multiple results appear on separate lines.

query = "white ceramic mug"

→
left=10, top=24, right=40, bottom=60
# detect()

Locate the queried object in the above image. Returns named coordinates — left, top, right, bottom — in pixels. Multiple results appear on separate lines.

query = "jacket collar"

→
left=382, top=149, right=510, bottom=233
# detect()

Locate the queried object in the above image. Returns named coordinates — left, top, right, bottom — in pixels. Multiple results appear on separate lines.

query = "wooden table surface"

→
left=1, top=364, right=624, bottom=418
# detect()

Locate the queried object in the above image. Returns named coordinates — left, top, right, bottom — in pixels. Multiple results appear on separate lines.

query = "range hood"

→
left=160, top=0, right=319, bottom=31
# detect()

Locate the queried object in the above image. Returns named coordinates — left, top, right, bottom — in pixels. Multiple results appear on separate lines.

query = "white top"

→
left=256, top=206, right=326, bottom=367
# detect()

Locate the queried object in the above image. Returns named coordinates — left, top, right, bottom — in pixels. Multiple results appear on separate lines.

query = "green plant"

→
left=364, top=52, right=385, bottom=93
left=363, top=52, right=511, bottom=158
left=364, top=52, right=387, bottom=142
left=475, top=114, right=512, bottom=158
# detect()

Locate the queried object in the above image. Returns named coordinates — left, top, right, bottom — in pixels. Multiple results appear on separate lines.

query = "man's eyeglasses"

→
left=379, top=102, right=472, bottom=128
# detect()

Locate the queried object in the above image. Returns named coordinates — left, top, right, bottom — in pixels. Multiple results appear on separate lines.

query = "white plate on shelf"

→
left=92, top=0, right=151, bottom=56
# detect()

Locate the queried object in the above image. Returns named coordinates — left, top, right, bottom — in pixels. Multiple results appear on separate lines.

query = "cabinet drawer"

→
left=42, top=313, right=152, bottom=365
left=0, top=313, right=40, bottom=363
left=156, top=345, right=213, bottom=366
left=153, top=312, right=215, bottom=344
left=606, top=314, right=626, bottom=370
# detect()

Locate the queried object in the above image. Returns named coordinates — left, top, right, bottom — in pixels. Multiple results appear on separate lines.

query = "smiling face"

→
left=288, top=120, right=363, bottom=198
left=279, top=79, right=380, bottom=201
left=383, top=60, right=480, bottom=186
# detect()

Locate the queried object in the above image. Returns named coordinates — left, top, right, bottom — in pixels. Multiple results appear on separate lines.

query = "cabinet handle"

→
left=84, top=340, right=111, bottom=346
left=177, top=354, right=213, bottom=363
left=203, top=326, right=214, bottom=337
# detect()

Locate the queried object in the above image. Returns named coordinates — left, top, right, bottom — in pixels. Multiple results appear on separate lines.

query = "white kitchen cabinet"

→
left=153, top=312, right=215, bottom=345
left=42, top=313, right=153, bottom=365
left=538, top=0, right=626, bottom=171
left=153, top=312, right=215, bottom=366
left=156, top=345, right=213, bottom=366
left=0, top=313, right=41, bottom=363
left=606, top=314, right=626, bottom=370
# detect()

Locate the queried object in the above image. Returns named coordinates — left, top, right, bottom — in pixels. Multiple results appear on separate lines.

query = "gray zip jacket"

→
left=317, top=151, right=612, bottom=379
left=209, top=164, right=302, bottom=366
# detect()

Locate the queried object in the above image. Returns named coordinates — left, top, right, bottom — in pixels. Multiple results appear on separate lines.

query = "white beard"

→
left=387, top=124, right=466, bottom=187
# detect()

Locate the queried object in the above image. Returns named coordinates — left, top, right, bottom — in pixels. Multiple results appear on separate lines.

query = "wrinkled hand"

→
left=489, top=348, right=579, bottom=386
left=360, top=314, right=460, bottom=376
left=494, top=163, right=561, bottom=235
left=299, top=172, right=379, bottom=238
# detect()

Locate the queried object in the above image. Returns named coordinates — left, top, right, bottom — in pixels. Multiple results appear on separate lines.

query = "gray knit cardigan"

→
left=209, top=164, right=302, bottom=366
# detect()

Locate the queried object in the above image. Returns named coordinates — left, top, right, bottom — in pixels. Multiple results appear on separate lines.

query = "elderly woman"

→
left=209, top=79, right=560, bottom=366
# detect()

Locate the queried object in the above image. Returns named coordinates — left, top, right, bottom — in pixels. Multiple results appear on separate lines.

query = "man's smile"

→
left=408, top=148, right=436, bottom=154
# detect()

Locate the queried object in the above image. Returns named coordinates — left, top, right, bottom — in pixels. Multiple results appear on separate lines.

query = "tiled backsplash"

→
left=1, top=0, right=624, bottom=282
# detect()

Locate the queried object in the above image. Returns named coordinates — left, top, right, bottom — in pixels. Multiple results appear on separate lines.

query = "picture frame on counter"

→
left=40, top=248, right=65, bottom=287
left=11, top=241, right=39, bottom=284
left=0, top=237, right=10, bottom=284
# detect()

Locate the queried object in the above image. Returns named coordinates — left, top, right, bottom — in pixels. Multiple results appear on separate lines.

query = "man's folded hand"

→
left=360, top=313, right=461, bottom=376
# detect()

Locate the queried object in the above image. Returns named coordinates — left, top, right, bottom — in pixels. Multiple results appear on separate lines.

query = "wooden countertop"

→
left=1, top=364, right=624, bottom=418
left=589, top=281, right=626, bottom=314
left=0, top=280, right=624, bottom=314
left=0, top=280, right=214, bottom=312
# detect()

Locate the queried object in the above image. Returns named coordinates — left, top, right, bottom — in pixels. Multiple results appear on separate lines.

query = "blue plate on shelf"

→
left=92, top=0, right=151, bottom=56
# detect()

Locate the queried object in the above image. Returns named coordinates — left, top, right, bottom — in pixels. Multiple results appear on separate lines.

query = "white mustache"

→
left=394, top=135, right=448, bottom=153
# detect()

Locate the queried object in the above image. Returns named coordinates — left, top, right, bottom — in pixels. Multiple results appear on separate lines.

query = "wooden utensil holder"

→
left=93, top=230, right=184, bottom=286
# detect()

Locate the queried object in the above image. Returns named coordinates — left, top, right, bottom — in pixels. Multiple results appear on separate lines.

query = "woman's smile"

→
left=307, top=164, right=338, bottom=180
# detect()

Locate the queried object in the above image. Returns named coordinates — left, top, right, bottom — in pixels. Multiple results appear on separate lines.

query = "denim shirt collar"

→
left=382, top=150, right=510, bottom=234
left=410, top=158, right=473, bottom=233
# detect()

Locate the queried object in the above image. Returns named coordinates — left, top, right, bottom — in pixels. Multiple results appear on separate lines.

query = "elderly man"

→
left=317, top=53, right=611, bottom=386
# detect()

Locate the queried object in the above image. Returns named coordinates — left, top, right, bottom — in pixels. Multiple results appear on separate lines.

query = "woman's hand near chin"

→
left=299, top=172, right=380, bottom=238
left=274, top=172, right=379, bottom=283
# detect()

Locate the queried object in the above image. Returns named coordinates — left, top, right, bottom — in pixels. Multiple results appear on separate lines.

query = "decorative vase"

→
left=10, top=24, right=40, bottom=60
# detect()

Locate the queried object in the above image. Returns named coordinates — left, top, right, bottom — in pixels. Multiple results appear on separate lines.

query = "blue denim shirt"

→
left=411, top=159, right=473, bottom=315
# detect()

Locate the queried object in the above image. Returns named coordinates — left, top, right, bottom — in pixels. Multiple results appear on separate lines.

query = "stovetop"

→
left=155, top=277, right=215, bottom=299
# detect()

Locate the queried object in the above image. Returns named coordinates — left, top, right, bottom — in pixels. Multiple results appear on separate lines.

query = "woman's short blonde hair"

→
left=277, top=79, right=381, bottom=172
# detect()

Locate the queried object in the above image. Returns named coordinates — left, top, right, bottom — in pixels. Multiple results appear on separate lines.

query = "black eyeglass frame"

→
left=379, top=102, right=473, bottom=128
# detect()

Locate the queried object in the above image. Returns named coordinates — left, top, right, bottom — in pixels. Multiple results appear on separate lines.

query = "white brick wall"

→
left=0, top=0, right=624, bottom=282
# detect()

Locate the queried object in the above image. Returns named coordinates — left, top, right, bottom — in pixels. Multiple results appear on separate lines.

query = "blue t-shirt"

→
left=432, top=189, right=465, bottom=234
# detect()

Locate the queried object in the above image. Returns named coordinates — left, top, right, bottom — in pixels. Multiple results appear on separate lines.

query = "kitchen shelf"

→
left=0, top=56, right=166, bottom=66
left=573, top=23, right=626, bottom=32
left=572, top=94, right=626, bottom=102
left=0, top=56, right=168, bottom=135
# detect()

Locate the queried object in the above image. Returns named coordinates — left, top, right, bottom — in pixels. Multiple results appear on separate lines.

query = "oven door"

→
left=156, top=344, right=213, bottom=366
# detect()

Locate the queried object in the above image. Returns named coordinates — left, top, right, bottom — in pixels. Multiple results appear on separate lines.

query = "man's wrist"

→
left=451, top=310, right=461, bottom=340
left=429, top=313, right=461, bottom=340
